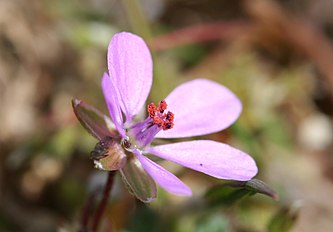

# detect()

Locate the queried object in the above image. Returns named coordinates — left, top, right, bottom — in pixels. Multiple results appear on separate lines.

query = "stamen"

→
left=165, top=111, right=174, bottom=121
left=147, top=103, right=156, bottom=118
left=147, top=100, right=174, bottom=131
left=129, top=100, right=175, bottom=148
left=157, top=100, right=167, bottom=113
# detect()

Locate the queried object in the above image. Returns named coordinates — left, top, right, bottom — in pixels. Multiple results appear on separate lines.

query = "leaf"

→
left=119, top=155, right=157, bottom=203
left=72, top=98, right=116, bottom=140
left=205, top=179, right=278, bottom=207
left=244, top=179, right=278, bottom=200
left=267, top=204, right=300, bottom=232
left=196, top=215, right=229, bottom=232
left=205, top=186, right=252, bottom=207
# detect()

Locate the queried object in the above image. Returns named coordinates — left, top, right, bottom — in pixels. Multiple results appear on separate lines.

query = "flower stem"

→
left=91, top=171, right=116, bottom=232
left=80, top=190, right=98, bottom=232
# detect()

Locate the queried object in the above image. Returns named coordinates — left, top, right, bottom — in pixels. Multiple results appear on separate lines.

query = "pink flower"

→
left=74, top=32, right=257, bottom=202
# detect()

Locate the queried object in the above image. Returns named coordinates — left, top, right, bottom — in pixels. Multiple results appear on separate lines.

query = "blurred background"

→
left=1, top=0, right=333, bottom=231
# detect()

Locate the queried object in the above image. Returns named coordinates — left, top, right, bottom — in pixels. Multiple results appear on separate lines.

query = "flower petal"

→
left=108, top=32, right=153, bottom=123
left=134, top=150, right=192, bottom=196
left=146, top=140, right=258, bottom=181
left=101, top=72, right=126, bottom=137
left=155, top=79, right=242, bottom=138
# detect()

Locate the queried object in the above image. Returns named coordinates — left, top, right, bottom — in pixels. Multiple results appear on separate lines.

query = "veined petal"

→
left=146, top=140, right=258, bottom=181
left=108, top=32, right=153, bottom=123
left=155, top=79, right=242, bottom=138
left=133, top=150, right=192, bottom=196
left=101, top=73, right=126, bottom=137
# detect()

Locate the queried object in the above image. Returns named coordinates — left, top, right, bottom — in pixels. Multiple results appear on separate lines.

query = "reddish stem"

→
left=149, top=21, right=249, bottom=51
left=91, top=171, right=116, bottom=232
left=79, top=190, right=98, bottom=232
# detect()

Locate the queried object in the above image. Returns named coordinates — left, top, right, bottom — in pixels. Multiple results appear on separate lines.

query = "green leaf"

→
left=267, top=204, right=300, bottom=232
left=244, top=179, right=278, bottom=200
left=205, top=179, right=278, bottom=207
left=196, top=215, right=229, bottom=232
left=71, top=98, right=116, bottom=140
left=120, top=155, right=157, bottom=203
left=205, top=186, right=252, bottom=207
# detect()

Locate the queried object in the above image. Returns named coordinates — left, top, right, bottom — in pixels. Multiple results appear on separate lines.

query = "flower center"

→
left=128, top=100, right=174, bottom=147
left=147, top=100, right=174, bottom=130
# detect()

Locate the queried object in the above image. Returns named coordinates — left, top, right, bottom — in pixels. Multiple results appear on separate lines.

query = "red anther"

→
left=162, top=121, right=174, bottom=130
left=157, top=100, right=167, bottom=113
left=152, top=117, right=161, bottom=125
left=147, top=103, right=156, bottom=118
left=165, top=111, right=174, bottom=121
left=147, top=100, right=174, bottom=131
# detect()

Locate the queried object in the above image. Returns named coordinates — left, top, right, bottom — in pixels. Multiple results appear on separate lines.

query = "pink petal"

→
left=146, top=140, right=258, bottom=181
left=101, top=72, right=126, bottom=137
left=133, top=150, right=192, bottom=196
left=108, top=32, right=153, bottom=123
left=155, top=79, right=242, bottom=138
